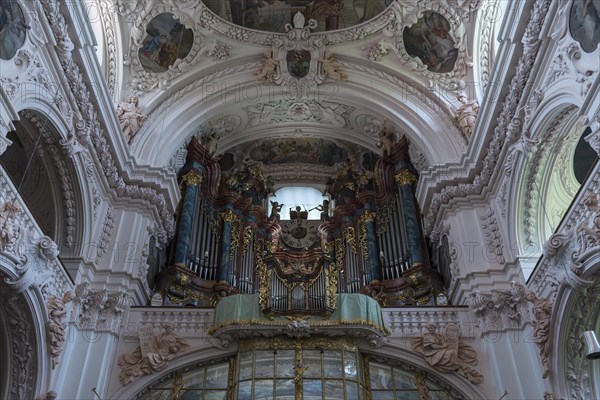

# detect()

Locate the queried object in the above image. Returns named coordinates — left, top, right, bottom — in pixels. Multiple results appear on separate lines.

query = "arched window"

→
left=573, top=127, right=597, bottom=184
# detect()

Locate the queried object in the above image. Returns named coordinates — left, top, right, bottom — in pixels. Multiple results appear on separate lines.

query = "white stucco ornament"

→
left=262, top=12, right=345, bottom=98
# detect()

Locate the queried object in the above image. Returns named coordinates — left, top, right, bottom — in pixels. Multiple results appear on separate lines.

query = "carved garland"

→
left=98, top=0, right=118, bottom=95
left=479, top=206, right=505, bottom=264
left=564, top=282, right=600, bottom=398
left=70, top=282, right=128, bottom=334
left=96, top=206, right=117, bottom=262
left=469, top=282, right=553, bottom=378
left=2, top=293, right=36, bottom=400
left=477, top=0, right=498, bottom=91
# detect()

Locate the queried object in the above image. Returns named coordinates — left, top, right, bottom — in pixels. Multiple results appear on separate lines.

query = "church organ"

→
left=155, top=134, right=444, bottom=311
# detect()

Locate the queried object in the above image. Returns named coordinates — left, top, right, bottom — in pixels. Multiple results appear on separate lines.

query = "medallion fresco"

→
left=248, top=138, right=348, bottom=166
left=0, top=0, right=27, bottom=60
left=402, top=11, right=458, bottom=73
left=138, top=13, right=194, bottom=73
left=202, top=0, right=393, bottom=33
left=570, top=0, right=600, bottom=53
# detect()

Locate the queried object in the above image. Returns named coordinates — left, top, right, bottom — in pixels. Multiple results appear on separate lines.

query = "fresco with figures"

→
left=138, top=13, right=194, bottom=73
left=202, top=0, right=394, bottom=32
left=570, top=0, right=600, bottom=52
left=0, top=0, right=27, bottom=60
left=248, top=138, right=349, bottom=166
left=403, top=11, right=458, bottom=73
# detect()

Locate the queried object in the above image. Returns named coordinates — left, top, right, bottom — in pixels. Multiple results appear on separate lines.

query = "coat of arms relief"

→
left=257, top=12, right=345, bottom=98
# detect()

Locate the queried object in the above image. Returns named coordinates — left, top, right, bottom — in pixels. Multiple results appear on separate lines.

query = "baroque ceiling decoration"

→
left=117, top=0, right=473, bottom=93
left=39, top=0, right=175, bottom=243
left=423, top=0, right=552, bottom=234
left=103, top=0, right=485, bottom=171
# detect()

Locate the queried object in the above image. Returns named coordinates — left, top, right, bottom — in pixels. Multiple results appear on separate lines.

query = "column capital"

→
left=181, top=170, right=203, bottom=186
left=394, top=169, right=417, bottom=186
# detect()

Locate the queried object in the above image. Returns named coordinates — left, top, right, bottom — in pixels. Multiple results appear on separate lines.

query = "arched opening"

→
left=0, top=111, right=84, bottom=279
left=514, top=108, right=599, bottom=279
left=130, top=342, right=468, bottom=399
left=0, top=284, right=40, bottom=400
left=0, top=128, right=59, bottom=242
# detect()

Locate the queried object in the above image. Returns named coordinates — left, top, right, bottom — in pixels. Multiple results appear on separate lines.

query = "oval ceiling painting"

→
left=0, top=0, right=27, bottom=60
left=569, top=0, right=600, bottom=53
left=202, top=0, right=394, bottom=33
left=138, top=13, right=194, bottom=73
left=403, top=11, right=458, bottom=73
left=248, top=138, right=348, bottom=166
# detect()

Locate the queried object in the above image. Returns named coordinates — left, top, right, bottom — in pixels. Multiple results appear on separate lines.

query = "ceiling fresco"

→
left=202, top=0, right=394, bottom=33
left=246, top=137, right=350, bottom=166
left=403, top=11, right=458, bottom=74
left=569, top=0, right=600, bottom=53
left=0, top=0, right=27, bottom=60
left=138, top=13, right=194, bottom=73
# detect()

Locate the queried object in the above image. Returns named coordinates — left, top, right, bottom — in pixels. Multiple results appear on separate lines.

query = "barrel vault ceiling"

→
left=91, top=0, right=500, bottom=189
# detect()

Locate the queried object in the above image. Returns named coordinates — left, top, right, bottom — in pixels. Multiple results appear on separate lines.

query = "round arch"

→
left=550, top=247, right=600, bottom=398
left=109, top=339, right=492, bottom=399
left=0, top=263, right=52, bottom=400
left=510, top=100, right=581, bottom=258
left=1, top=107, right=94, bottom=272
left=131, top=59, right=465, bottom=169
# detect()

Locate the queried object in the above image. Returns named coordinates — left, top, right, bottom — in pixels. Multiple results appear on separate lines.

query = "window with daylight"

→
left=268, top=187, right=330, bottom=220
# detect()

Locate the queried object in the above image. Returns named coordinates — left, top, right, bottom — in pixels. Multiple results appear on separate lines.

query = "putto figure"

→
left=257, top=51, right=279, bottom=82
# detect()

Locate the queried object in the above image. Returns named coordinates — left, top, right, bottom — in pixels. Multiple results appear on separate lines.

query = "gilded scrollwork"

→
left=181, top=170, right=203, bottom=187
left=343, top=226, right=356, bottom=253
left=394, top=169, right=417, bottom=186
left=241, top=225, right=253, bottom=255
left=358, top=218, right=369, bottom=262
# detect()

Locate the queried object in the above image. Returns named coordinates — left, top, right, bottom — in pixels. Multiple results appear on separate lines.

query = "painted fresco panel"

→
left=203, top=0, right=394, bottom=32
left=139, top=13, right=194, bottom=73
